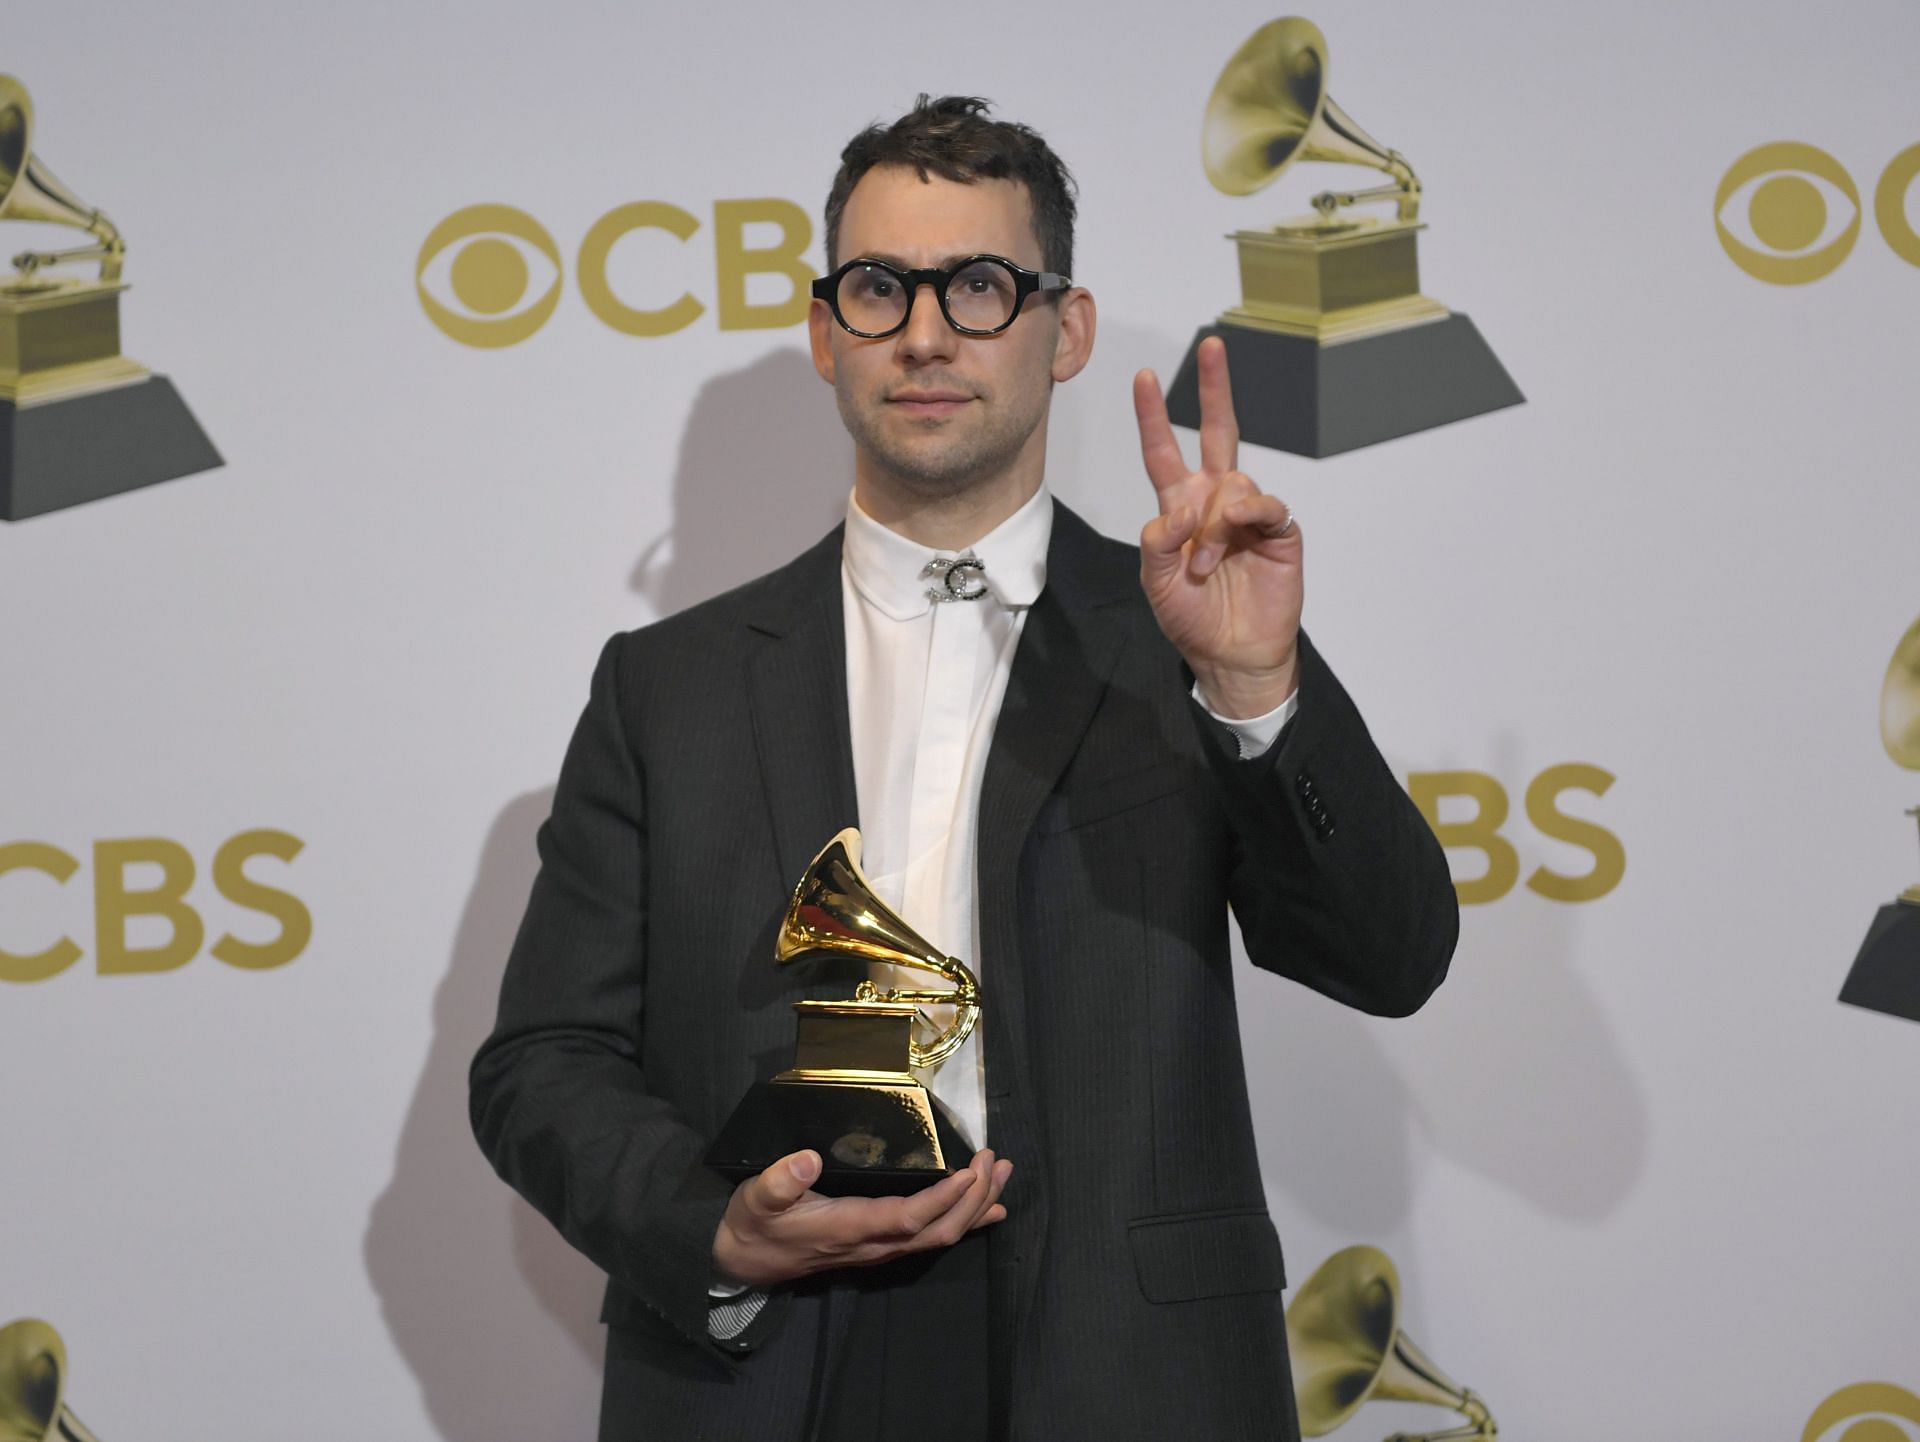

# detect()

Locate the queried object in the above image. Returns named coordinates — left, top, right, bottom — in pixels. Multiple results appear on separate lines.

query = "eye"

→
left=1874, top=141, right=1920, bottom=267
left=952, top=261, right=1014, bottom=295
left=1714, top=142, right=1860, bottom=284
left=416, top=204, right=563, bottom=347
left=1802, top=1383, right=1920, bottom=1442
left=846, top=265, right=897, bottom=299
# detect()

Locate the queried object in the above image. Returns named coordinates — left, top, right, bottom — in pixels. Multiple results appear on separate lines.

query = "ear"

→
left=808, top=297, right=837, bottom=384
left=1050, top=287, right=1096, bottom=384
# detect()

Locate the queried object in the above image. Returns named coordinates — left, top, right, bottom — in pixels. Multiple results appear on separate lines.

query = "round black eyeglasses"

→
left=811, top=254, right=1071, bottom=338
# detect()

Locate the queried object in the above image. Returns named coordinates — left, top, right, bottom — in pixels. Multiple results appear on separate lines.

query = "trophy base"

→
left=1838, top=900, right=1920, bottom=1024
left=1165, top=315, right=1524, bottom=458
left=705, top=1073, right=974, bottom=1197
left=1, top=374, right=223, bottom=521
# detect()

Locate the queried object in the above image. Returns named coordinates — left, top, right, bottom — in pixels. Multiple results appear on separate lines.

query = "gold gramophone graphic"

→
left=0, top=74, right=220, bottom=522
left=1164, top=17, right=1523, bottom=458
left=1839, top=613, right=1920, bottom=1024
left=0, top=1319, right=100, bottom=1442
left=1286, top=1246, right=1496, bottom=1442
left=704, top=828, right=981, bottom=1194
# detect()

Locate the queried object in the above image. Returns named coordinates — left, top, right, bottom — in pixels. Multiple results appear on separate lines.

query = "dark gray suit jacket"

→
left=469, top=502, right=1458, bottom=1440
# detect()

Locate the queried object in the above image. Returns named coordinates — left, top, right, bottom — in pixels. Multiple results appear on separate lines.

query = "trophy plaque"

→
left=1164, top=17, right=1523, bottom=458
left=1839, top=615, right=1920, bottom=1024
left=1, top=74, right=221, bottom=521
left=705, top=828, right=981, bottom=1196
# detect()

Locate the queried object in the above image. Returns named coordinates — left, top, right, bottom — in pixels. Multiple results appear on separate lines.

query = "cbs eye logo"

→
left=1802, top=1382, right=1920, bottom=1442
left=1716, top=141, right=1920, bottom=283
left=415, top=204, right=564, bottom=348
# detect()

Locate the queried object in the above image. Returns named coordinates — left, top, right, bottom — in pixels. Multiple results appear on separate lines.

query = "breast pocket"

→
left=1035, top=762, right=1192, bottom=835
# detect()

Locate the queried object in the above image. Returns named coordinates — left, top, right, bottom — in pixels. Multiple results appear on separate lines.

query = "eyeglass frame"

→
left=810, top=253, right=1073, bottom=338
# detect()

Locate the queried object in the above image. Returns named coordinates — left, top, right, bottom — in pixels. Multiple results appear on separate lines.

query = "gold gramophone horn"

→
left=1202, top=17, right=1420, bottom=224
left=0, top=76, right=124, bottom=283
left=1285, top=1246, right=1496, bottom=1442
left=1881, top=615, right=1920, bottom=771
left=777, top=828, right=981, bottom=1069
left=0, top=1319, right=100, bottom=1442
left=1880, top=615, right=1920, bottom=905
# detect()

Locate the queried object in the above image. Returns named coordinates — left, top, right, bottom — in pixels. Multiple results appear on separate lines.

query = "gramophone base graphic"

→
left=1839, top=900, right=1920, bottom=1025
left=1, top=281, right=223, bottom=521
left=706, top=1000, right=973, bottom=1197
left=1166, top=316, right=1523, bottom=459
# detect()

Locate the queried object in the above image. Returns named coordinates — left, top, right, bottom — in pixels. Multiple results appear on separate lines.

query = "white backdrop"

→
left=4, top=1, right=1918, bottom=1437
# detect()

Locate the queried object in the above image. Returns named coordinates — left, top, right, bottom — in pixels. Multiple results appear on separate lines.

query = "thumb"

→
left=750, top=1149, right=821, bottom=1214
left=1140, top=505, right=1197, bottom=592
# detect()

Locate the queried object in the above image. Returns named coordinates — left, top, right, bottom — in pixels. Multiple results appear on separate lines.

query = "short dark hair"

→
left=824, top=95, right=1078, bottom=277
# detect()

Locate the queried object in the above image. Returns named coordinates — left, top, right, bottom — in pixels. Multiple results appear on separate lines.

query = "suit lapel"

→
left=745, top=525, right=861, bottom=897
left=977, top=502, right=1135, bottom=1074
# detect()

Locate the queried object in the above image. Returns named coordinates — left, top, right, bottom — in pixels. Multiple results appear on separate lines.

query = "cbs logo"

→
left=0, top=832, right=310, bottom=982
left=1802, top=1382, right=1920, bottom=1442
left=1408, top=764, right=1624, bottom=905
left=1716, top=141, right=1920, bottom=283
left=416, top=198, right=816, bottom=347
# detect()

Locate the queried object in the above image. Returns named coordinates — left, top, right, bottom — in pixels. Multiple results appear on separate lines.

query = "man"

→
left=470, top=96, right=1457, bottom=1441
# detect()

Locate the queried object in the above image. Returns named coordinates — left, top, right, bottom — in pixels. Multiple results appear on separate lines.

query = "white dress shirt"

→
left=840, top=484, right=1053, bottom=1150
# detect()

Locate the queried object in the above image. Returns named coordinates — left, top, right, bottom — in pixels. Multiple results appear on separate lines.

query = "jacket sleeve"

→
left=467, top=633, right=743, bottom=1353
left=1194, top=629, right=1460, bottom=1017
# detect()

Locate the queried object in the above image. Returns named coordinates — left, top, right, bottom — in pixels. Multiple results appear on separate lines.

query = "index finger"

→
left=1132, top=367, right=1191, bottom=508
left=1196, top=335, right=1239, bottom=477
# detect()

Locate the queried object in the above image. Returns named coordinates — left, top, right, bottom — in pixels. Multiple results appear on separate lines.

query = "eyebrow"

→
left=858, top=252, right=985, bottom=270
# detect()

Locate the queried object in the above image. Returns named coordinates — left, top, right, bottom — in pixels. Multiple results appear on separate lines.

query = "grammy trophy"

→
left=705, top=829, right=982, bottom=1197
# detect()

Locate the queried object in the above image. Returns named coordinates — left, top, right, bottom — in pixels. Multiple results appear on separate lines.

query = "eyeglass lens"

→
left=836, top=259, right=1021, bottom=334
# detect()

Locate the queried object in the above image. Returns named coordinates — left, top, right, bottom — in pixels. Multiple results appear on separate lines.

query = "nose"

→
left=894, top=278, right=959, bottom=366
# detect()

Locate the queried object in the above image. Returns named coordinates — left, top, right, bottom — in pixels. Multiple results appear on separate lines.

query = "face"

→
left=809, top=165, right=1094, bottom=501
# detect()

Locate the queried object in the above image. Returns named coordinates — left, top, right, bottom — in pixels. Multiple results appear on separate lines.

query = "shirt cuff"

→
left=1191, top=681, right=1300, bottom=760
left=707, top=1286, right=771, bottom=1341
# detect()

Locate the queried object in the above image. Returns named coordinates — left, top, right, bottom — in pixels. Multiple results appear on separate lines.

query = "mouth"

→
left=888, top=390, right=975, bottom=419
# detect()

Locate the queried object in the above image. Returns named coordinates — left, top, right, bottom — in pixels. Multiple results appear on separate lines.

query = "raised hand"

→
left=712, top=1147, right=1012, bottom=1287
left=1133, top=336, right=1302, bottom=719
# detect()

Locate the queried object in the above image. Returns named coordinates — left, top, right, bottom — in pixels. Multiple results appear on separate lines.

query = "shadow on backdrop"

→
left=1246, top=736, right=1648, bottom=1240
left=1400, top=732, right=1648, bottom=1223
left=632, top=346, right=852, bottom=615
left=365, top=788, right=605, bottom=1441
left=1396, top=820, right=1648, bottom=1221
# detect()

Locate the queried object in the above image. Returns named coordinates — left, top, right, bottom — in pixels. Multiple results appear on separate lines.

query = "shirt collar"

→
left=843, top=485, right=1052, bottom=621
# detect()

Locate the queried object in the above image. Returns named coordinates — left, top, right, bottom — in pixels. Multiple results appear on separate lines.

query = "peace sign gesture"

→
left=1134, top=336, right=1302, bottom=719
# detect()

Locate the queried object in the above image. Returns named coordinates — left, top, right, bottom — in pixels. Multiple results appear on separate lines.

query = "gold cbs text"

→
left=0, top=831, right=310, bottom=982
left=1409, top=764, right=1624, bottom=905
